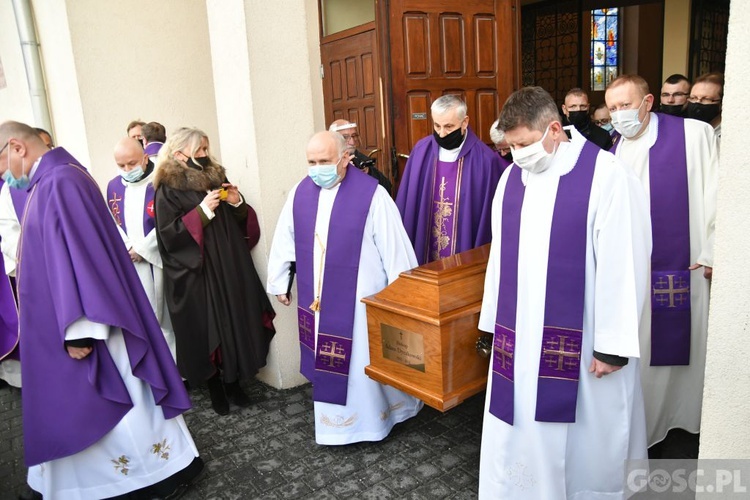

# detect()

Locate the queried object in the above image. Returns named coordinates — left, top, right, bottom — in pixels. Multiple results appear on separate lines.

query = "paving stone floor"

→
left=1, top=380, right=485, bottom=499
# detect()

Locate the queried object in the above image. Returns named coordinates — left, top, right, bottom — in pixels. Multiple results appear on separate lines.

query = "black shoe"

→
left=148, top=456, right=205, bottom=500
left=17, top=487, right=42, bottom=500
left=224, top=380, right=252, bottom=407
left=206, top=375, right=229, bottom=415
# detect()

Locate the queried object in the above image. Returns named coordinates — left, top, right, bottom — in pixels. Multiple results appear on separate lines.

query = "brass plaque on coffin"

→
left=381, top=324, right=425, bottom=372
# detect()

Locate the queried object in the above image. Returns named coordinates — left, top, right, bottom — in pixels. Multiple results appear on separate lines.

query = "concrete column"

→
left=205, top=0, right=325, bottom=388
left=699, top=0, right=750, bottom=460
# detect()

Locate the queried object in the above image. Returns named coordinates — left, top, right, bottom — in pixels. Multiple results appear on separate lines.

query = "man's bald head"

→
left=306, top=131, right=349, bottom=188
left=0, top=121, right=43, bottom=147
left=114, top=137, right=148, bottom=174
left=0, top=121, right=50, bottom=179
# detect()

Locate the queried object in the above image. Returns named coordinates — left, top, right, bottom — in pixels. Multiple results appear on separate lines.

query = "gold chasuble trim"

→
left=429, top=158, right=463, bottom=262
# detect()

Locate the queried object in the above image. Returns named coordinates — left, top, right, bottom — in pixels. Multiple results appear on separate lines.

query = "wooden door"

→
left=382, top=0, right=520, bottom=182
left=320, top=22, right=382, bottom=159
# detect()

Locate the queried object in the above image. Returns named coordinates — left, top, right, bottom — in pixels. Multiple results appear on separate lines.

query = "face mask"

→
left=308, top=162, right=341, bottom=189
left=659, top=104, right=686, bottom=117
left=599, top=122, right=614, bottom=132
left=184, top=155, right=210, bottom=170
left=120, top=165, right=144, bottom=183
left=433, top=127, right=464, bottom=150
left=510, top=124, right=556, bottom=174
left=3, top=147, right=30, bottom=190
left=610, top=98, right=647, bottom=139
left=686, top=102, right=721, bottom=124
left=500, top=151, right=513, bottom=162
left=567, top=110, right=590, bottom=129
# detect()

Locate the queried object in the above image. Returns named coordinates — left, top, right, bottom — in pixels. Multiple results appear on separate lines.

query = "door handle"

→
left=396, top=153, right=410, bottom=160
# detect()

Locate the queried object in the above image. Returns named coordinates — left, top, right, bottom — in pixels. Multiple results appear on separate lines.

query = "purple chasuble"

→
left=428, top=159, right=461, bottom=261
left=0, top=181, right=19, bottom=362
left=144, top=142, right=163, bottom=157
left=396, top=127, right=502, bottom=265
left=489, top=141, right=598, bottom=425
left=292, top=169, right=378, bottom=405
left=9, top=186, right=27, bottom=222
left=106, top=176, right=156, bottom=236
left=648, top=114, right=691, bottom=365
left=17, top=148, right=190, bottom=466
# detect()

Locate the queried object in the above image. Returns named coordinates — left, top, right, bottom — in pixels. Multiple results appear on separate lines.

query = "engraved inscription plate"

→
left=381, top=324, right=425, bottom=372
left=412, top=112, right=427, bottom=120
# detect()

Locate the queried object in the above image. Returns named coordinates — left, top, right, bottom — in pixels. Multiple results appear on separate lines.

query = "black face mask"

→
left=433, top=128, right=464, bottom=150
left=659, top=104, right=686, bottom=117
left=686, top=102, right=721, bottom=124
left=186, top=156, right=211, bottom=170
left=567, top=111, right=590, bottom=130
left=499, top=151, right=513, bottom=162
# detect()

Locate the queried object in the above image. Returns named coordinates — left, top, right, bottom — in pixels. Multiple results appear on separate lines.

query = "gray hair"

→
left=489, top=119, right=504, bottom=144
left=431, top=95, right=467, bottom=120
left=331, top=131, right=347, bottom=158
left=498, top=87, right=561, bottom=134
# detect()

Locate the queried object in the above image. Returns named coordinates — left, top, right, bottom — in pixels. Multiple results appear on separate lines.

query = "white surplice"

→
left=478, top=129, right=651, bottom=500
left=27, top=320, right=198, bottom=499
left=0, top=183, right=21, bottom=387
left=111, top=173, right=176, bottom=360
left=267, top=179, right=424, bottom=445
left=613, top=113, right=718, bottom=446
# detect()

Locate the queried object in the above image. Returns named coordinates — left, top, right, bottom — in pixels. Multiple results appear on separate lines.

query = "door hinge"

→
left=320, top=64, right=324, bottom=79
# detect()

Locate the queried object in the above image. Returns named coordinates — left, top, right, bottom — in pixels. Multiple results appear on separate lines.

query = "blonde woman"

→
left=154, top=127, right=275, bottom=415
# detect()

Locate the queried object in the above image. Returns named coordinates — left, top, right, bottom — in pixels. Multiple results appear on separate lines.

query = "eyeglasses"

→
left=660, top=92, right=689, bottom=99
left=687, top=96, right=722, bottom=104
left=493, top=145, right=511, bottom=155
left=593, top=119, right=610, bottom=126
left=0, top=142, right=8, bottom=156
left=340, top=133, right=360, bottom=142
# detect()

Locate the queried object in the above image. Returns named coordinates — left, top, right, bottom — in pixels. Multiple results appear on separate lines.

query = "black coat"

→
left=154, top=158, right=275, bottom=386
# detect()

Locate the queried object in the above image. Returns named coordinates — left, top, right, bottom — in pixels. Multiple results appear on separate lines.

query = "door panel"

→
left=321, top=23, right=381, bottom=157
left=386, top=0, right=520, bottom=182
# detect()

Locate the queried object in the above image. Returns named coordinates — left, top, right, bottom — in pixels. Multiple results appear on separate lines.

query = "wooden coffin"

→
left=362, top=244, right=491, bottom=412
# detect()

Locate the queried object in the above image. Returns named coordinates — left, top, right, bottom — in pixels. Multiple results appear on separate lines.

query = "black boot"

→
left=224, top=380, right=252, bottom=407
left=206, top=375, right=229, bottom=416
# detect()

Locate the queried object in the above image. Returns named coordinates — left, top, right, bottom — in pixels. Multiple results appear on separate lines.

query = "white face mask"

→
left=510, top=124, right=556, bottom=174
left=610, top=97, right=647, bottom=138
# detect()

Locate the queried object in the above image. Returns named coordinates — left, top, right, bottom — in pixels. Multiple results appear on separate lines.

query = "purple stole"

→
left=106, top=177, right=156, bottom=236
left=489, top=141, right=598, bottom=425
left=292, top=170, right=378, bottom=405
left=428, top=159, right=462, bottom=261
left=9, top=188, right=27, bottom=222
left=0, top=181, right=19, bottom=362
left=144, top=142, right=163, bottom=156
left=648, top=114, right=691, bottom=365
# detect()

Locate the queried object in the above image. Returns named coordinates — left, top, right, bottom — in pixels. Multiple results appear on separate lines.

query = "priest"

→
left=0, top=120, right=202, bottom=499
left=605, top=74, right=719, bottom=456
left=108, top=137, right=176, bottom=359
left=396, top=95, right=502, bottom=264
left=478, top=87, right=650, bottom=499
left=267, top=130, right=423, bottom=445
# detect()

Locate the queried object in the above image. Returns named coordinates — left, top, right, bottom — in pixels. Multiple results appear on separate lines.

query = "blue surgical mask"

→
left=3, top=146, right=30, bottom=190
left=600, top=122, right=614, bottom=133
left=120, top=165, right=144, bottom=183
left=2, top=169, right=29, bottom=190
left=308, top=162, right=341, bottom=189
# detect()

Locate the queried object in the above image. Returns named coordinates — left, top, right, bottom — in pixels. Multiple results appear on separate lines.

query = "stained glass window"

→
left=591, top=8, right=619, bottom=91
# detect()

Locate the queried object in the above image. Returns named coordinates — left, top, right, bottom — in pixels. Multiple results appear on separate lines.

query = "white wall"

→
left=38, top=0, right=220, bottom=188
left=662, top=0, right=691, bottom=80
left=0, top=1, right=37, bottom=129
left=699, top=0, right=750, bottom=460
left=206, top=0, right=325, bottom=388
